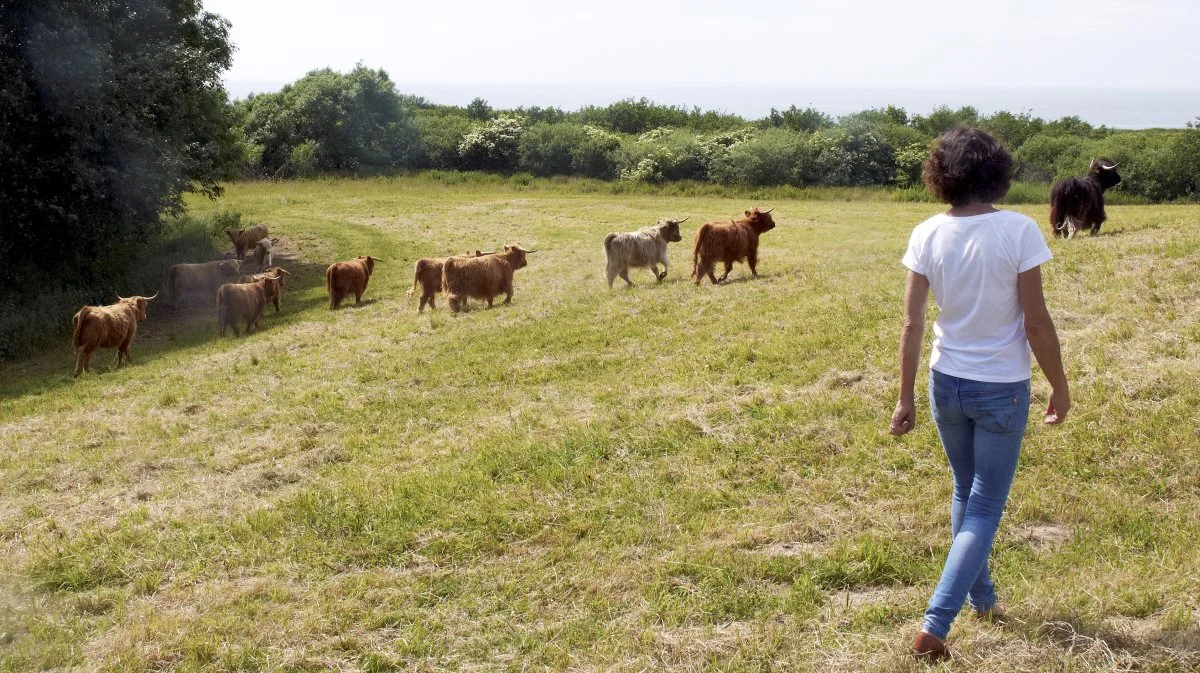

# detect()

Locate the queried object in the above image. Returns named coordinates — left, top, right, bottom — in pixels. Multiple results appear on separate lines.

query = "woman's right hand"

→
left=1044, top=387, right=1071, bottom=424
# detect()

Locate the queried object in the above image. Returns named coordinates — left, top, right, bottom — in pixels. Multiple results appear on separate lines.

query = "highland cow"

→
left=238, top=267, right=291, bottom=313
left=71, top=294, right=157, bottom=377
left=407, top=250, right=490, bottom=312
left=691, top=208, right=776, bottom=285
left=166, top=260, right=242, bottom=308
left=326, top=256, right=382, bottom=309
left=217, top=275, right=281, bottom=336
left=441, top=245, right=535, bottom=313
left=226, top=224, right=269, bottom=260
left=1050, top=159, right=1120, bottom=238
left=603, top=217, right=687, bottom=287
left=252, top=237, right=280, bottom=269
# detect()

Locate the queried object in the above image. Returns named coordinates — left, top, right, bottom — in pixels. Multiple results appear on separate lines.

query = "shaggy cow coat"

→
left=326, top=256, right=379, bottom=309
left=1049, top=159, right=1120, bottom=238
left=252, top=237, right=279, bottom=269
left=407, top=251, right=488, bottom=312
left=441, top=245, right=532, bottom=313
left=71, top=295, right=155, bottom=376
left=691, top=208, right=776, bottom=285
left=238, top=267, right=290, bottom=313
left=604, top=218, right=685, bottom=287
left=166, top=260, right=242, bottom=308
left=217, top=277, right=280, bottom=336
left=226, top=224, right=270, bottom=260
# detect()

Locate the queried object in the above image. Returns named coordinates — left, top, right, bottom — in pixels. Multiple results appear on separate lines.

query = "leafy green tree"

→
left=237, top=65, right=419, bottom=176
left=766, top=106, right=833, bottom=133
left=0, top=0, right=239, bottom=286
left=466, top=97, right=493, bottom=121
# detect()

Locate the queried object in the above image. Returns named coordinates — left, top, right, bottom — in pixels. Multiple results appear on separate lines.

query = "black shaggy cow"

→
left=1049, top=158, right=1120, bottom=239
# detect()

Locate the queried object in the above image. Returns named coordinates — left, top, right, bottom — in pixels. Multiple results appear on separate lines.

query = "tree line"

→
left=234, top=66, right=1200, bottom=202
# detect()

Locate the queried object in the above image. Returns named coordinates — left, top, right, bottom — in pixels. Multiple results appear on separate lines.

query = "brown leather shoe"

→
left=912, top=631, right=950, bottom=662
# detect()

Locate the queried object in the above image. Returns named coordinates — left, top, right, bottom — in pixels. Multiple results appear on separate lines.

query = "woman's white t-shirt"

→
left=902, top=210, right=1053, bottom=383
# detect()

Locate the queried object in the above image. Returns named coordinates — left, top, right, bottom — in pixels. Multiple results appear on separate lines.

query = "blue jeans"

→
left=922, top=370, right=1030, bottom=640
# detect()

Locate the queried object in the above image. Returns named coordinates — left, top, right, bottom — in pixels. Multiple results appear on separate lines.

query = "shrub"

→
left=519, top=123, right=586, bottom=177
left=895, top=143, right=930, bottom=187
left=459, top=116, right=524, bottom=171
left=572, top=126, right=622, bottom=179
left=810, top=129, right=896, bottom=186
left=412, top=112, right=472, bottom=170
left=289, top=140, right=319, bottom=178
left=709, top=129, right=815, bottom=186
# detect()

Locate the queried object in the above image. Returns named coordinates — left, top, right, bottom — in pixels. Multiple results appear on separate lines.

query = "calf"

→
left=691, top=207, right=776, bottom=284
left=604, top=217, right=687, bottom=287
left=1050, top=158, right=1120, bottom=238
left=226, top=223, right=269, bottom=260
left=253, top=237, right=280, bottom=269
left=71, top=294, right=157, bottom=377
left=442, top=245, right=535, bottom=312
left=407, top=250, right=490, bottom=312
left=217, top=276, right=281, bottom=336
left=326, top=256, right=382, bottom=309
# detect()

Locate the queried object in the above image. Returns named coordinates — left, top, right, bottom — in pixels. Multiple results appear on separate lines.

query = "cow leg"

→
left=75, top=349, right=88, bottom=377
left=748, top=252, right=759, bottom=277
left=717, top=262, right=733, bottom=283
left=1090, top=223, right=1101, bottom=236
left=705, top=262, right=719, bottom=285
left=648, top=263, right=659, bottom=281
left=273, top=297, right=280, bottom=313
left=657, top=257, right=669, bottom=281
left=619, top=269, right=633, bottom=287
left=488, top=297, right=494, bottom=308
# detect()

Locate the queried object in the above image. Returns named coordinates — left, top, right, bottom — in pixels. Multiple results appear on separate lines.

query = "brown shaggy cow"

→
left=326, top=256, right=382, bottom=309
left=226, top=223, right=269, bottom=260
left=217, top=275, right=281, bottom=336
left=407, top=250, right=490, bottom=312
left=442, top=245, right=535, bottom=313
left=691, top=207, right=776, bottom=285
left=166, top=260, right=241, bottom=308
left=238, top=267, right=291, bottom=313
left=71, top=294, right=157, bottom=377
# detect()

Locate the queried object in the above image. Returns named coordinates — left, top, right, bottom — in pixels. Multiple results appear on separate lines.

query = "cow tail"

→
left=690, top=225, right=708, bottom=279
left=71, top=309, right=85, bottom=349
left=603, top=233, right=617, bottom=253
left=216, top=286, right=225, bottom=329
left=406, top=263, right=419, bottom=298
left=325, top=265, right=334, bottom=302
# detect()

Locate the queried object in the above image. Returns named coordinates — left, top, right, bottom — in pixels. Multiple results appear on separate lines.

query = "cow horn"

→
left=763, top=207, right=775, bottom=214
left=676, top=216, right=690, bottom=223
left=147, top=291, right=158, bottom=300
left=371, top=257, right=385, bottom=263
left=1103, top=162, right=1119, bottom=169
left=525, top=249, right=538, bottom=253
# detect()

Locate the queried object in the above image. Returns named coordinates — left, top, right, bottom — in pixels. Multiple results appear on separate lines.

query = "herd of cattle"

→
left=68, top=159, right=1120, bottom=377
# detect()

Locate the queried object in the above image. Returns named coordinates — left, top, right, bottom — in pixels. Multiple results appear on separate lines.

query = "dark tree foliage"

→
left=235, top=65, right=419, bottom=176
left=0, top=0, right=239, bottom=287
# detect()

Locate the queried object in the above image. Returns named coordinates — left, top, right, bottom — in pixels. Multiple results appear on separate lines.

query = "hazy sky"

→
left=206, top=0, right=1197, bottom=88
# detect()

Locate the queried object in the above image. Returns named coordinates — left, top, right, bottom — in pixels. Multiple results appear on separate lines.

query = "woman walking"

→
left=889, top=127, right=1070, bottom=661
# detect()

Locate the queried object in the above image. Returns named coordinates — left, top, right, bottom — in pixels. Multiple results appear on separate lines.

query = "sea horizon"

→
left=224, top=80, right=1200, bottom=130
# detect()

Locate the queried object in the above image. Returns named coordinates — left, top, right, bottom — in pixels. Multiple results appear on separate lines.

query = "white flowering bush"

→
left=459, top=116, right=524, bottom=171
left=636, top=127, right=674, bottom=143
left=620, top=157, right=664, bottom=184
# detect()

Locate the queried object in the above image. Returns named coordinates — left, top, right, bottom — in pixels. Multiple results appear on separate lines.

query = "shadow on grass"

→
left=1034, top=615, right=1200, bottom=665
left=0, top=256, right=334, bottom=402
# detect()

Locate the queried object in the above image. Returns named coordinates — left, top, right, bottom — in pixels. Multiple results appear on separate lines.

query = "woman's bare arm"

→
left=890, top=270, right=929, bottom=435
left=1018, top=266, right=1071, bottom=424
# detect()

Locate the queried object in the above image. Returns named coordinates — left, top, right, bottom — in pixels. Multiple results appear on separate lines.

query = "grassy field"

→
left=1, top=177, right=1198, bottom=672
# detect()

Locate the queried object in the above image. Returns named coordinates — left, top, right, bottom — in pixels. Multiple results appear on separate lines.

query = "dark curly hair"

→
left=922, top=127, right=1013, bottom=206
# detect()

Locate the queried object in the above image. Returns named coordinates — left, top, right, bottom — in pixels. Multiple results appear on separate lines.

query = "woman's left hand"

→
left=889, top=400, right=915, bottom=435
